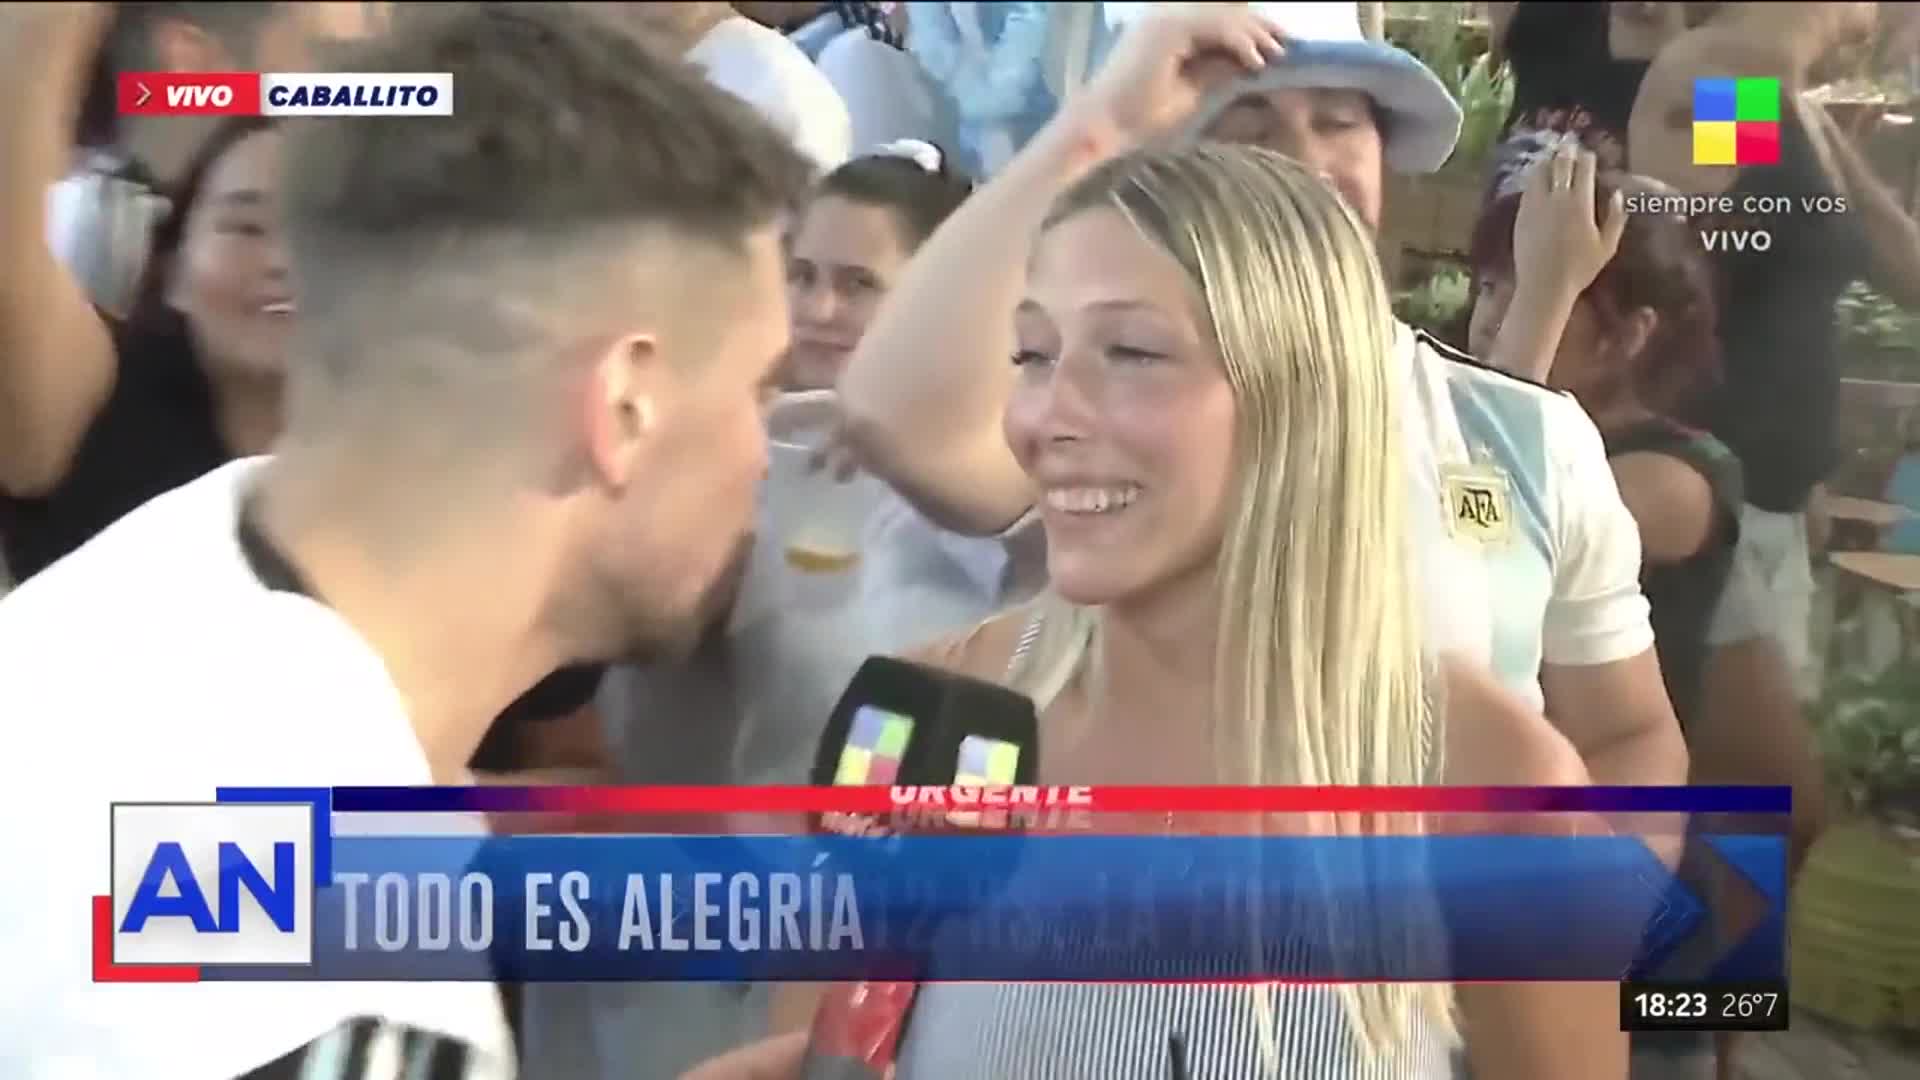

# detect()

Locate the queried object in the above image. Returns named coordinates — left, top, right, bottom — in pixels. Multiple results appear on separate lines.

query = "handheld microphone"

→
left=799, top=655, right=1041, bottom=1080
left=809, top=654, right=1038, bottom=794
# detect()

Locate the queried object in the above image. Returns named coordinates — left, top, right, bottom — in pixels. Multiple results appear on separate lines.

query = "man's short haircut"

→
left=279, top=4, right=812, bottom=393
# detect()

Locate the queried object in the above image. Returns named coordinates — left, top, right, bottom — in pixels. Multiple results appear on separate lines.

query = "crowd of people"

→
left=2, top=1, right=1915, bottom=1078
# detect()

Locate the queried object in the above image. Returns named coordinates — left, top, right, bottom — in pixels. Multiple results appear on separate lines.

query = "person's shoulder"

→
left=1413, top=329, right=1569, bottom=409
left=900, top=603, right=1042, bottom=685
left=0, top=466, right=228, bottom=615
left=1611, top=446, right=1720, bottom=527
left=1610, top=423, right=1742, bottom=496
left=2, top=584, right=397, bottom=757
left=1610, top=446, right=1717, bottom=496
left=1610, top=428, right=1744, bottom=560
left=0, top=470, right=415, bottom=757
left=47, top=458, right=250, bottom=566
left=1411, top=330, right=1610, bottom=486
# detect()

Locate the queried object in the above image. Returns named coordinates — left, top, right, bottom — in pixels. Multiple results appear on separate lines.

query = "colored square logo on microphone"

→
left=955, top=735, right=1021, bottom=786
left=1692, top=77, right=1779, bottom=166
left=835, top=706, right=915, bottom=785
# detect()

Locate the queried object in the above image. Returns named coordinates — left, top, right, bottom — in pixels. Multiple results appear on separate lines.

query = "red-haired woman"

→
left=1470, top=145, right=1735, bottom=730
left=1467, top=137, right=1823, bottom=1080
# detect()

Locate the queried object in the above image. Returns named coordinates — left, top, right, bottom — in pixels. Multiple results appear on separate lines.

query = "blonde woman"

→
left=881, top=144, right=1619, bottom=1077
left=696, top=11, right=1630, bottom=1079
left=715, top=144, right=1623, bottom=1080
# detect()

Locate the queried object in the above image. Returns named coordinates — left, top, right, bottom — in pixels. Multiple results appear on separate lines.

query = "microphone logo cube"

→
left=956, top=735, right=1021, bottom=786
left=835, top=705, right=915, bottom=785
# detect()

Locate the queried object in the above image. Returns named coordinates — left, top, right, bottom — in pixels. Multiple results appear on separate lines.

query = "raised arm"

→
left=1798, top=96, right=1920, bottom=310
left=1485, top=142, right=1624, bottom=383
left=835, top=110, right=1107, bottom=534
left=0, top=5, right=119, bottom=498
left=1626, top=3, right=1872, bottom=196
left=836, top=6, right=1284, bottom=535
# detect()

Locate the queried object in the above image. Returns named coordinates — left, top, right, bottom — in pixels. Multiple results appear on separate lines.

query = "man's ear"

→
left=150, top=18, right=236, bottom=72
left=1621, top=305, right=1660, bottom=363
left=582, top=332, right=664, bottom=491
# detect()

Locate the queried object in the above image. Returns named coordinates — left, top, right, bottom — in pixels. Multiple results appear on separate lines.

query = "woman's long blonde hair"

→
left=1010, top=143, right=1456, bottom=1063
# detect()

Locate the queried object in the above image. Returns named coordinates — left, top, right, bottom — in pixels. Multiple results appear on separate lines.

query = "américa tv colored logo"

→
left=1692, top=77, right=1780, bottom=166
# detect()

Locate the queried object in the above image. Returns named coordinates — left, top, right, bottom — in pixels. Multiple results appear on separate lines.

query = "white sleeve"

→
left=817, top=31, right=957, bottom=156
left=1541, top=393, right=1655, bottom=666
left=47, top=175, right=88, bottom=267
left=44, top=171, right=161, bottom=316
left=776, top=70, right=853, bottom=172
left=700, top=36, right=852, bottom=171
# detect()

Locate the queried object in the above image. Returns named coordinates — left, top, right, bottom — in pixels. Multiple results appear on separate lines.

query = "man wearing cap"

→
left=835, top=3, right=1685, bottom=794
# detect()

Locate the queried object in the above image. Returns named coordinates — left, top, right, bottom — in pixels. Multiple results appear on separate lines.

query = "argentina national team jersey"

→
left=1396, top=324, right=1652, bottom=713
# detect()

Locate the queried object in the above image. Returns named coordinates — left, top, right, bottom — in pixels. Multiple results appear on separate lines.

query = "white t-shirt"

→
left=666, top=487, right=1044, bottom=787
left=45, top=162, right=167, bottom=318
left=688, top=15, right=853, bottom=171
left=0, top=460, right=514, bottom=1080
left=1398, top=323, right=1654, bottom=711
left=815, top=29, right=960, bottom=157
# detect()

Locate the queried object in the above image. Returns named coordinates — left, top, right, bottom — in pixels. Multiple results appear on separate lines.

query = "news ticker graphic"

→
left=98, top=786, right=1788, bottom=986
left=323, top=783, right=1792, bottom=815
left=116, top=72, right=453, bottom=117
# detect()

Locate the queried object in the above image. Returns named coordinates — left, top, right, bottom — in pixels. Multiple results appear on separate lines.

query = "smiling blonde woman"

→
left=753, top=134, right=1620, bottom=1080
left=905, top=140, right=1610, bottom=1079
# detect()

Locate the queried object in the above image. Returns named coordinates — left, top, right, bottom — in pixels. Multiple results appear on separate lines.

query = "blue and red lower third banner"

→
left=95, top=785, right=1787, bottom=984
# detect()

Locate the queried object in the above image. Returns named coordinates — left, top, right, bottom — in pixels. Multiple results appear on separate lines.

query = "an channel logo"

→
left=110, top=802, right=317, bottom=967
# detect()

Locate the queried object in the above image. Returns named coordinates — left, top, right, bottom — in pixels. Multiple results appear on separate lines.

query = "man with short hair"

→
left=53, top=1, right=378, bottom=315
left=0, top=5, right=810, bottom=1076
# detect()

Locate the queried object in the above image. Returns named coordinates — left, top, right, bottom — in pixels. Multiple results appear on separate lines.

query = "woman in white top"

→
left=882, top=140, right=1472, bottom=1080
